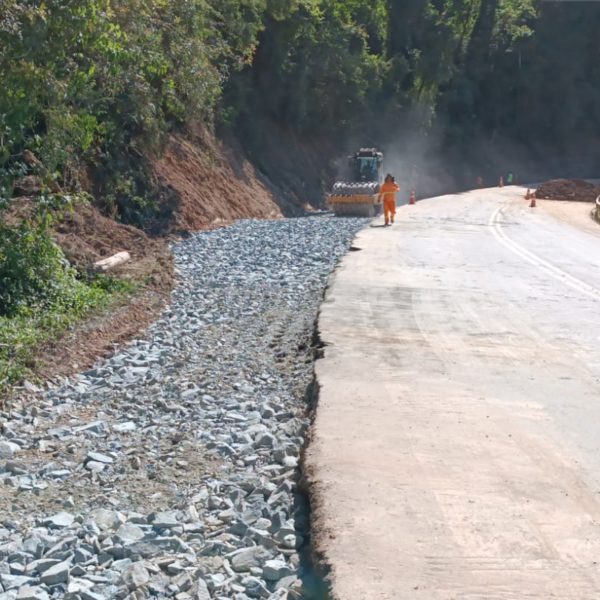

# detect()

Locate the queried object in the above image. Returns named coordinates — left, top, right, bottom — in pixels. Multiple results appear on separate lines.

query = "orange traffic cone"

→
left=409, top=190, right=416, bottom=205
left=525, top=188, right=532, bottom=200
left=529, top=192, right=536, bottom=208
left=499, top=176, right=504, bottom=188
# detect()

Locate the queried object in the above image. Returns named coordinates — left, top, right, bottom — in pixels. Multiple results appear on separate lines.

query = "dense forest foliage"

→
left=1, top=0, right=599, bottom=216
left=1, top=0, right=599, bottom=367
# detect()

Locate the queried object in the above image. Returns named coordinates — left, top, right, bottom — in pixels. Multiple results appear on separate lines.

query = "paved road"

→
left=307, top=187, right=600, bottom=599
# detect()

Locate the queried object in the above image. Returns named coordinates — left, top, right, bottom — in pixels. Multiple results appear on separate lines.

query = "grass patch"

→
left=0, top=276, right=137, bottom=391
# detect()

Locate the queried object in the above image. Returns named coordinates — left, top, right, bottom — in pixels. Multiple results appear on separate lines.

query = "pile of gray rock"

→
left=0, top=216, right=367, bottom=600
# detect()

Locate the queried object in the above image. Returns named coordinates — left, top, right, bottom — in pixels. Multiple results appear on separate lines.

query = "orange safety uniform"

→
left=378, top=181, right=400, bottom=225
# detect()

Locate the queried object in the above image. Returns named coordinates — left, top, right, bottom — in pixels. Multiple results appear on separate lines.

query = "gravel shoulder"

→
left=0, top=216, right=367, bottom=600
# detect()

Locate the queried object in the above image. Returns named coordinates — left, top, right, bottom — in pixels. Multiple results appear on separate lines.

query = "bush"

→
left=0, top=219, right=80, bottom=317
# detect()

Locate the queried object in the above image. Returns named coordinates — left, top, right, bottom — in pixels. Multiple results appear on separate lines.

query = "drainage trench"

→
left=291, top=328, right=333, bottom=600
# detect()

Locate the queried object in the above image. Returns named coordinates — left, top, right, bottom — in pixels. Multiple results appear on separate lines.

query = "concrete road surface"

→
left=307, top=187, right=600, bottom=599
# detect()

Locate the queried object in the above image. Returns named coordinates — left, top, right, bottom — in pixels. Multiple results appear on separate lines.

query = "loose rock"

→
left=1, top=217, right=367, bottom=600
left=263, top=559, right=294, bottom=581
left=231, top=547, right=273, bottom=572
left=122, top=563, right=150, bottom=590
left=43, top=512, right=74, bottom=529
left=16, top=587, right=49, bottom=600
left=0, top=442, right=20, bottom=459
left=39, top=560, right=70, bottom=585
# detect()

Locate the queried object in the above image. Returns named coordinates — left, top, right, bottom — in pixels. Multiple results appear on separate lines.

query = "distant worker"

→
left=378, top=174, right=400, bottom=226
left=506, top=171, right=514, bottom=185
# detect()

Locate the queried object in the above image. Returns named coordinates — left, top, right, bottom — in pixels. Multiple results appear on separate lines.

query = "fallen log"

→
left=93, top=251, right=131, bottom=272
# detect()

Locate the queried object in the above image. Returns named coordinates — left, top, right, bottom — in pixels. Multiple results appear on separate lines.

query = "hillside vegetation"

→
left=1, top=0, right=599, bottom=387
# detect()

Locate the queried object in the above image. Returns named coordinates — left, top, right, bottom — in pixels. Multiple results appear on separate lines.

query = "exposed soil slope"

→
left=154, top=129, right=283, bottom=231
left=54, top=203, right=172, bottom=285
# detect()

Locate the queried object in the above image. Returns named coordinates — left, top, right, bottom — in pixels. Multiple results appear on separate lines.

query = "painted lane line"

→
left=489, top=207, right=600, bottom=302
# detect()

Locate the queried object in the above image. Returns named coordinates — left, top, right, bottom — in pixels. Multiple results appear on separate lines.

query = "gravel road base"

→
left=0, top=216, right=367, bottom=600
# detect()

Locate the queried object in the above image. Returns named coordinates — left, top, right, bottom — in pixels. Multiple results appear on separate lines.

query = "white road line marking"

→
left=489, top=206, right=600, bottom=301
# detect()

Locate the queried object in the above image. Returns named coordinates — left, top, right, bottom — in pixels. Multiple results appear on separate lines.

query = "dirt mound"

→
left=153, top=128, right=283, bottom=231
left=53, top=202, right=172, bottom=290
left=536, top=179, right=600, bottom=202
left=3, top=199, right=171, bottom=284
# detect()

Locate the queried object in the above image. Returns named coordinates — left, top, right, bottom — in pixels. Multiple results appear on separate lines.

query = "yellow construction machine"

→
left=327, top=148, right=384, bottom=217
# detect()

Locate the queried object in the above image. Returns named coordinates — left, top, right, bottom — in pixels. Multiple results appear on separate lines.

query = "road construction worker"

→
left=378, top=174, right=400, bottom=226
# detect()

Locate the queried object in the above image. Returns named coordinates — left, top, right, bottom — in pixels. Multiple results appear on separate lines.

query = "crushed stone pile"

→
left=0, top=216, right=368, bottom=600
left=536, top=179, right=600, bottom=203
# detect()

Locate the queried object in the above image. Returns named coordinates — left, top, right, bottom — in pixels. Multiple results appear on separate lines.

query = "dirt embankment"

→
left=153, top=123, right=336, bottom=229
left=54, top=203, right=172, bottom=285
left=153, top=127, right=285, bottom=231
